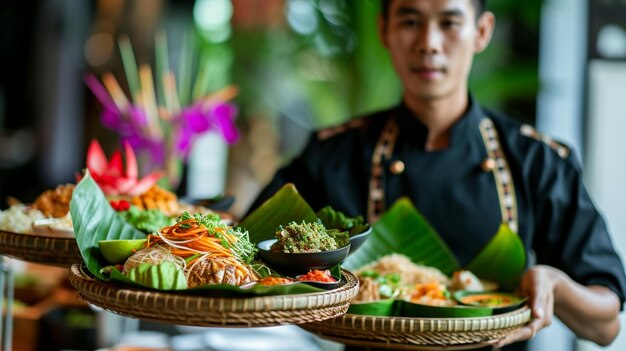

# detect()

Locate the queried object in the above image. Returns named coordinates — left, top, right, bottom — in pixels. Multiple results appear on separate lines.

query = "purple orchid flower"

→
left=210, top=102, right=239, bottom=144
left=172, top=101, right=239, bottom=161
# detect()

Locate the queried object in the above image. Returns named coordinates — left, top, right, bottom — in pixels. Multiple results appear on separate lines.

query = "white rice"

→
left=0, top=204, right=46, bottom=234
left=357, top=253, right=449, bottom=285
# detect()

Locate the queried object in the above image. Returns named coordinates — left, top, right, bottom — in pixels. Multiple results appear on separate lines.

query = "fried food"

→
left=31, top=184, right=75, bottom=218
left=129, top=185, right=179, bottom=216
left=186, top=256, right=256, bottom=288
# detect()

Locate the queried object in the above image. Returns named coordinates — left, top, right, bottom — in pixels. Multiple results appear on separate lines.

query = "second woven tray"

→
left=301, top=306, right=531, bottom=350
left=0, top=229, right=81, bottom=267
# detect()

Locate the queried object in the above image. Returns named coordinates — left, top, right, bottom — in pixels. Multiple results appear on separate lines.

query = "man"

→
left=249, top=0, right=626, bottom=348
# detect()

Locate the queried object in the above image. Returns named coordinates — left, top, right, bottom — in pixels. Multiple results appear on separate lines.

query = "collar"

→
left=395, top=94, right=484, bottom=149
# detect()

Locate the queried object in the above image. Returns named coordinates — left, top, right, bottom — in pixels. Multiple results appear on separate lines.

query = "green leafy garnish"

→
left=316, top=206, right=368, bottom=235
left=119, top=206, right=174, bottom=234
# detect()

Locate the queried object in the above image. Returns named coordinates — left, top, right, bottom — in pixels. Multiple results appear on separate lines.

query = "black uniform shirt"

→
left=251, top=95, right=626, bottom=307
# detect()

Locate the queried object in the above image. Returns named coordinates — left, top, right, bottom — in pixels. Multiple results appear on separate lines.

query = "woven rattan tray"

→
left=69, top=263, right=360, bottom=327
left=301, top=306, right=531, bottom=350
left=0, top=229, right=81, bottom=267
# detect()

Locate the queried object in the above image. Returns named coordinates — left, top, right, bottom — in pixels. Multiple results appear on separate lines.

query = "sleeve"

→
left=532, top=150, right=626, bottom=306
left=244, top=133, right=329, bottom=216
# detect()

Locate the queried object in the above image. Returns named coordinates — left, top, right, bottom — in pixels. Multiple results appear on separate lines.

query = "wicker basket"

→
left=0, top=229, right=82, bottom=267
left=301, top=307, right=531, bottom=350
left=68, top=263, right=360, bottom=327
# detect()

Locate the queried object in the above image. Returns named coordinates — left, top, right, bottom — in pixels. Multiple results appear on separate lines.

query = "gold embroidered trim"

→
left=368, top=117, right=399, bottom=222
left=520, top=124, right=570, bottom=159
left=479, top=118, right=519, bottom=233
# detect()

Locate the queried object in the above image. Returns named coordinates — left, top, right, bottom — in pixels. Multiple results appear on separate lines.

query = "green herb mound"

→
left=271, top=221, right=349, bottom=253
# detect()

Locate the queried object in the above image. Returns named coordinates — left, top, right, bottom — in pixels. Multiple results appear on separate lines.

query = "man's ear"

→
left=474, top=11, right=495, bottom=53
left=378, top=15, right=389, bottom=49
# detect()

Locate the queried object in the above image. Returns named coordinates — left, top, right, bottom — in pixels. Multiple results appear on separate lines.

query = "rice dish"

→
left=356, top=253, right=449, bottom=286
left=0, top=204, right=46, bottom=234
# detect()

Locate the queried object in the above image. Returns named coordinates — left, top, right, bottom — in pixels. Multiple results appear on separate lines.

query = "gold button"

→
left=389, top=160, right=405, bottom=174
left=481, top=158, right=496, bottom=172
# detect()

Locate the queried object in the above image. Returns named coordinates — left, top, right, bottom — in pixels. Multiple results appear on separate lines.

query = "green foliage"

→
left=221, top=0, right=542, bottom=129
left=316, top=205, right=368, bottom=235
left=70, top=171, right=146, bottom=280
left=119, top=206, right=174, bottom=234
left=125, top=262, right=188, bottom=290
left=465, top=224, right=526, bottom=291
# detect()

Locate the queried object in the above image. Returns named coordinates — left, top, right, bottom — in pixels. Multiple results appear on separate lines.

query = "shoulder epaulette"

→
left=520, top=124, right=570, bottom=159
left=316, top=118, right=366, bottom=141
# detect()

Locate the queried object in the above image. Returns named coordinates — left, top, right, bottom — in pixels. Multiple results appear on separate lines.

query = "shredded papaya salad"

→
left=147, top=212, right=257, bottom=278
left=148, top=212, right=256, bottom=262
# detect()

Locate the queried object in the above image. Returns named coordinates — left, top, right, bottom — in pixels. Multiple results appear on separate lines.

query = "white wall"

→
left=579, top=60, right=626, bottom=351
left=538, top=0, right=626, bottom=349
left=534, top=0, right=586, bottom=348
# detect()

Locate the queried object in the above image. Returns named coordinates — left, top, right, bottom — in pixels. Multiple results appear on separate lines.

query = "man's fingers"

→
left=491, top=317, right=542, bottom=348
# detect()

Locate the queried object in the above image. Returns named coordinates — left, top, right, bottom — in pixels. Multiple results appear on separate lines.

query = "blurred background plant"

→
left=224, top=0, right=543, bottom=214
left=85, top=33, right=239, bottom=191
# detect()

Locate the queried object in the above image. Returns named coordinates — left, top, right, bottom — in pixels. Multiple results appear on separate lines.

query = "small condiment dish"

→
left=453, top=290, right=527, bottom=314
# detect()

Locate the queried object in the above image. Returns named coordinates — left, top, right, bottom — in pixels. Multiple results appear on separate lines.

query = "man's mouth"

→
left=410, top=66, right=445, bottom=79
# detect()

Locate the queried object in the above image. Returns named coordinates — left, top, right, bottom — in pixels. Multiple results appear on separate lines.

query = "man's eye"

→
left=441, top=20, right=461, bottom=28
left=399, top=19, right=420, bottom=27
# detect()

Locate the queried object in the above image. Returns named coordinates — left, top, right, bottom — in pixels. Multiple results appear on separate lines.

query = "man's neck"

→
left=403, top=92, right=469, bottom=151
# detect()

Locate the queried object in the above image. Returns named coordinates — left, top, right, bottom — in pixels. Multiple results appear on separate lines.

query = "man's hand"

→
left=490, top=265, right=559, bottom=348
left=490, top=265, right=621, bottom=349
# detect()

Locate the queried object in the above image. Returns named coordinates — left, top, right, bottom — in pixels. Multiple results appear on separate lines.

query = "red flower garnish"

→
left=79, top=139, right=163, bottom=196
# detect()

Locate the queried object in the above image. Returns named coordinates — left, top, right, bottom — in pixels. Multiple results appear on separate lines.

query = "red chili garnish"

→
left=297, top=269, right=336, bottom=283
left=117, top=199, right=130, bottom=211
left=109, top=199, right=130, bottom=211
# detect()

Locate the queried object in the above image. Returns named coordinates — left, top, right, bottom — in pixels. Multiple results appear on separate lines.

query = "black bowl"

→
left=348, top=225, right=372, bottom=255
left=256, top=239, right=351, bottom=276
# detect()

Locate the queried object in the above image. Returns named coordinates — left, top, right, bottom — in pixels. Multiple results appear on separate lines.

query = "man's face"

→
left=379, top=0, right=493, bottom=102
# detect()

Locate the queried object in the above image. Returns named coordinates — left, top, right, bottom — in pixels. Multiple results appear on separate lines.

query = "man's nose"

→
left=415, top=23, right=442, bottom=54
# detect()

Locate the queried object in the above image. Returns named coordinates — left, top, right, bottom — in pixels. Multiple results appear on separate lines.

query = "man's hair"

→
left=381, top=0, right=487, bottom=19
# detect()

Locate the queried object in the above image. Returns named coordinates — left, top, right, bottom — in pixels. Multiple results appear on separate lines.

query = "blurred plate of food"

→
left=32, top=216, right=75, bottom=238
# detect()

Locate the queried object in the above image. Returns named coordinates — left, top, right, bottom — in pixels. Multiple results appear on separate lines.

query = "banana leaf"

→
left=347, top=299, right=396, bottom=316
left=343, top=197, right=459, bottom=276
left=70, top=170, right=146, bottom=280
left=397, top=300, right=492, bottom=318
left=465, top=224, right=526, bottom=291
left=125, top=262, right=188, bottom=290
left=238, top=183, right=317, bottom=243
left=316, top=206, right=368, bottom=235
